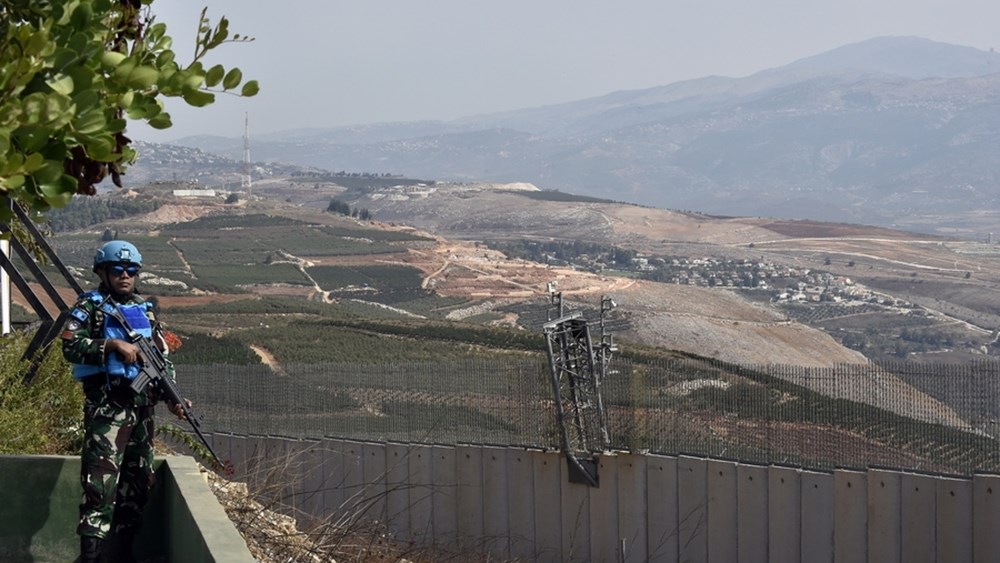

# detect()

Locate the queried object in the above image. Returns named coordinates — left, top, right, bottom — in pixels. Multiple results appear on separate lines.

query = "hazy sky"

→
left=131, top=0, right=1000, bottom=142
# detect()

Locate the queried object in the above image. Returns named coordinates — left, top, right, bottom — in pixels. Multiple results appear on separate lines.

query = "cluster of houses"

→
left=630, top=256, right=913, bottom=307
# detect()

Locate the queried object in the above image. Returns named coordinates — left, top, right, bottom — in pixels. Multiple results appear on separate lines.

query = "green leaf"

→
left=125, top=104, right=148, bottom=119
left=112, top=59, right=137, bottom=83
left=39, top=176, right=77, bottom=207
left=66, top=67, right=95, bottom=92
left=73, top=110, right=105, bottom=134
left=22, top=153, right=44, bottom=172
left=101, top=51, right=127, bottom=71
left=126, top=65, right=159, bottom=90
left=182, top=71, right=205, bottom=92
left=107, top=118, right=126, bottom=133
left=14, top=126, right=51, bottom=153
left=143, top=99, right=163, bottom=119
left=156, top=50, right=176, bottom=68
left=32, top=160, right=65, bottom=184
left=147, top=113, right=172, bottom=129
left=182, top=89, right=215, bottom=108
left=240, top=80, right=260, bottom=97
left=222, top=68, right=243, bottom=90
left=205, top=64, right=225, bottom=87
left=46, top=74, right=75, bottom=95
left=69, top=1, right=94, bottom=31
left=2, top=175, right=25, bottom=190
left=146, top=22, right=168, bottom=43
left=78, top=134, right=115, bottom=160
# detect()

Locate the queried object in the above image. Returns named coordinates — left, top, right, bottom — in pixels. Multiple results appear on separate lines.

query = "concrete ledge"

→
left=0, top=455, right=253, bottom=563
left=160, top=455, right=255, bottom=563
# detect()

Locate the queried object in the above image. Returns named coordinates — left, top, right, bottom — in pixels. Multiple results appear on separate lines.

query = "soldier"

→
left=62, top=240, right=185, bottom=563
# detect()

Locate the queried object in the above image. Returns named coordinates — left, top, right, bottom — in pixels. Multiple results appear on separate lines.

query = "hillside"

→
left=34, top=178, right=1000, bottom=367
left=157, top=36, right=1000, bottom=235
left=334, top=181, right=1000, bottom=363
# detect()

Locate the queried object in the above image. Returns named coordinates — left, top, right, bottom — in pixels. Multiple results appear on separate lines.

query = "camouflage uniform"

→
left=62, top=286, right=170, bottom=540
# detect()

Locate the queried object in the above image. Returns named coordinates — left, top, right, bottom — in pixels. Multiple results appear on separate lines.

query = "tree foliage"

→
left=0, top=0, right=258, bottom=219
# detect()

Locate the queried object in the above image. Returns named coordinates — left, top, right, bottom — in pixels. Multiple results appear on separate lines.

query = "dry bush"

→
left=202, top=444, right=519, bottom=563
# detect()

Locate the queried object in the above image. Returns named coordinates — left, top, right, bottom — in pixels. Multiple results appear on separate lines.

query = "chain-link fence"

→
left=170, top=358, right=1000, bottom=476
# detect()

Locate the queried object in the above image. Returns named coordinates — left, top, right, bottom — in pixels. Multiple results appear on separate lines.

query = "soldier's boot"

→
left=106, top=528, right=138, bottom=563
left=80, top=536, right=103, bottom=563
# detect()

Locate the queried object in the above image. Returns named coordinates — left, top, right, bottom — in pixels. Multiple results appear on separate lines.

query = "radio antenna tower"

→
left=241, top=112, right=252, bottom=194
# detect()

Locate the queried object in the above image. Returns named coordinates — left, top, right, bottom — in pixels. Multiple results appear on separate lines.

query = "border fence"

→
left=173, top=358, right=1000, bottom=477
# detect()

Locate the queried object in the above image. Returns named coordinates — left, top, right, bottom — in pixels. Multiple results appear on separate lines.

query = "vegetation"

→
left=0, top=332, right=83, bottom=454
left=326, top=197, right=371, bottom=220
left=170, top=332, right=261, bottom=366
left=0, top=1, right=257, bottom=218
left=508, top=189, right=620, bottom=204
left=308, top=265, right=424, bottom=293
left=487, top=238, right=637, bottom=267
left=45, top=195, right=162, bottom=231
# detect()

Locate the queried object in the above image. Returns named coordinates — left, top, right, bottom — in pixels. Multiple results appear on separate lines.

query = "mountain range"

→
left=155, top=36, right=1000, bottom=234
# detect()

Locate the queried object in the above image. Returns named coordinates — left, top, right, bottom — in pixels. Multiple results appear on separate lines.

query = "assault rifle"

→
left=102, top=304, right=225, bottom=470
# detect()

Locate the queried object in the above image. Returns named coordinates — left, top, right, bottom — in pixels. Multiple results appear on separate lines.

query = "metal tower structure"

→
left=542, top=282, right=616, bottom=486
left=241, top=112, right=252, bottom=193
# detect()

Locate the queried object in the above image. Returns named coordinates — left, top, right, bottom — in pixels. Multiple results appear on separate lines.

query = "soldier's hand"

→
left=107, top=339, right=139, bottom=363
left=169, top=399, right=193, bottom=420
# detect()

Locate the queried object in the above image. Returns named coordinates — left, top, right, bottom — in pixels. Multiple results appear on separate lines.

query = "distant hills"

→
left=147, top=36, right=1000, bottom=233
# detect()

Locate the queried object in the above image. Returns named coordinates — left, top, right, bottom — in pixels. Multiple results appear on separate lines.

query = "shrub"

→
left=0, top=331, right=84, bottom=454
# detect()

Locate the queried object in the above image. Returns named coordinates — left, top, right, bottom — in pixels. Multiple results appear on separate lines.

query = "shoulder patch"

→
left=67, top=320, right=82, bottom=332
left=70, top=308, right=89, bottom=322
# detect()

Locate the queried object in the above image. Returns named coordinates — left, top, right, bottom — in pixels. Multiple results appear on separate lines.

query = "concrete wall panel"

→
left=508, top=450, right=536, bottom=560
left=430, top=445, right=458, bottom=549
left=617, top=453, right=649, bottom=563
left=482, top=446, right=511, bottom=558
left=560, top=458, right=591, bottom=563
left=768, top=466, right=801, bottom=563
left=737, top=464, right=768, bottom=563
left=800, top=470, right=834, bottom=563
left=228, top=434, right=248, bottom=483
left=973, top=474, right=1000, bottom=563
left=646, top=454, right=679, bottom=563
left=834, top=470, right=867, bottom=563
left=677, top=456, right=708, bottom=563
left=901, top=472, right=936, bottom=563
left=361, top=442, right=387, bottom=524
left=319, top=438, right=346, bottom=521
left=937, top=476, right=973, bottom=563
left=590, top=454, right=619, bottom=563
left=456, top=445, right=484, bottom=551
left=707, top=459, right=738, bottom=563
left=532, top=450, right=563, bottom=563
left=297, top=439, right=325, bottom=523
left=407, top=444, right=434, bottom=544
left=384, top=443, right=411, bottom=539
left=867, top=469, right=901, bottom=563
left=341, top=440, right=366, bottom=522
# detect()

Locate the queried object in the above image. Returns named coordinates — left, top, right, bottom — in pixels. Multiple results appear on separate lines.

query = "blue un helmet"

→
left=93, top=240, right=143, bottom=272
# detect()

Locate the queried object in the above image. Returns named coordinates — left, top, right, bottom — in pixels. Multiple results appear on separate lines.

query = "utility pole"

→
left=241, top=112, right=252, bottom=195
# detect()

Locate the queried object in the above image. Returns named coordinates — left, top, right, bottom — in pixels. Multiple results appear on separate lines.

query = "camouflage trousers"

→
left=79, top=381, right=156, bottom=539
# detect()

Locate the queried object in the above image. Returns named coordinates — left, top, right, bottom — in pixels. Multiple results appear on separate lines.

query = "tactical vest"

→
left=71, top=291, right=153, bottom=381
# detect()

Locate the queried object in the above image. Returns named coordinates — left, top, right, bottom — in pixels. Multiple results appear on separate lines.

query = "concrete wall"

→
left=211, top=433, right=1000, bottom=563
left=0, top=455, right=253, bottom=563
